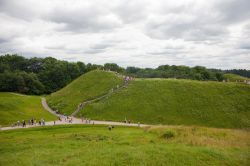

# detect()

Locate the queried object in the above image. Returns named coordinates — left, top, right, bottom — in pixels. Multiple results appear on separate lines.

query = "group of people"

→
left=124, top=76, right=133, bottom=84
left=12, top=118, right=45, bottom=127
left=84, top=118, right=93, bottom=124
left=124, top=118, right=141, bottom=127
left=57, top=116, right=74, bottom=124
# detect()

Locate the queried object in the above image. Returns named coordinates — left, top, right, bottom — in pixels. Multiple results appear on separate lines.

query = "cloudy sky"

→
left=0, top=0, right=250, bottom=69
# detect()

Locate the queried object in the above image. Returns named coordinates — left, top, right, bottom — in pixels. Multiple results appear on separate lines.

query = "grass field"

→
left=46, top=70, right=123, bottom=115
left=78, top=78, right=250, bottom=128
left=0, top=92, right=56, bottom=126
left=0, top=125, right=249, bottom=166
left=224, top=73, right=250, bottom=82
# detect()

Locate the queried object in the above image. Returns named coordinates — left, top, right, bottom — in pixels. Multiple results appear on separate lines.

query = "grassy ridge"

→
left=224, top=73, right=250, bottom=82
left=46, top=70, right=123, bottom=115
left=0, top=125, right=249, bottom=166
left=79, top=79, right=250, bottom=128
left=0, top=92, right=56, bottom=126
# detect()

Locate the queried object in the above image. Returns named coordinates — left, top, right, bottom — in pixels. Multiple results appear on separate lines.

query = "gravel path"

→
left=71, top=84, right=127, bottom=116
left=1, top=97, right=147, bottom=131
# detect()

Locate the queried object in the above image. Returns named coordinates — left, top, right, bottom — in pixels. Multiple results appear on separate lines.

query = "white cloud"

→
left=0, top=0, right=249, bottom=69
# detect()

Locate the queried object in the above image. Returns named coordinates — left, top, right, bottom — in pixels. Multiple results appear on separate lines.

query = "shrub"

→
left=161, top=130, right=175, bottom=139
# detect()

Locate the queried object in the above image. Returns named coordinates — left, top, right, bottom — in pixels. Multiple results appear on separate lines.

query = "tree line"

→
left=0, top=54, right=249, bottom=95
left=0, top=54, right=100, bottom=94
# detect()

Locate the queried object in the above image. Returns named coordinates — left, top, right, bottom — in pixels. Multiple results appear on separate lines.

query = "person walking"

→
left=22, top=120, right=26, bottom=127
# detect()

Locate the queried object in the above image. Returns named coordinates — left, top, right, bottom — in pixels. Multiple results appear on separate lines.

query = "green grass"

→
left=79, top=78, right=250, bottom=128
left=0, top=92, right=56, bottom=126
left=224, top=73, right=250, bottom=82
left=0, top=125, right=249, bottom=166
left=46, top=70, right=123, bottom=115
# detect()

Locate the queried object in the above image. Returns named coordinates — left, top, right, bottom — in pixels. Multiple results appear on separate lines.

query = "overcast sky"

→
left=0, top=0, right=250, bottom=69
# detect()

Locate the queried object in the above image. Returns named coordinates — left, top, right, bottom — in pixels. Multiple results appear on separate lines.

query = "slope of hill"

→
left=0, top=92, right=56, bottom=126
left=78, top=78, right=250, bottom=128
left=224, top=73, right=250, bottom=82
left=46, top=70, right=123, bottom=115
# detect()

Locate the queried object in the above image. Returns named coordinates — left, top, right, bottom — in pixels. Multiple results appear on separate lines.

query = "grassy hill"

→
left=78, top=78, right=250, bottom=128
left=0, top=92, right=56, bottom=126
left=224, top=73, right=250, bottom=82
left=0, top=125, right=249, bottom=166
left=46, top=70, right=123, bottom=115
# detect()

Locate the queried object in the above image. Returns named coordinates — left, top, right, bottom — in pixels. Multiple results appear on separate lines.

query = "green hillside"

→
left=1, top=125, right=249, bottom=166
left=224, top=73, right=250, bottom=82
left=46, top=70, right=123, bottom=115
left=78, top=78, right=250, bottom=128
left=0, top=92, right=56, bottom=126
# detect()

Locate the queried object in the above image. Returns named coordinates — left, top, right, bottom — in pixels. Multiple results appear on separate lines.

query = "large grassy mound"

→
left=79, top=79, right=250, bottom=128
left=0, top=125, right=249, bottom=166
left=0, top=92, right=56, bottom=126
left=46, top=70, right=123, bottom=115
left=224, top=73, right=250, bottom=82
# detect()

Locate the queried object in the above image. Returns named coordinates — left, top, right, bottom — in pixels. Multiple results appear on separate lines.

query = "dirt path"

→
left=41, top=98, right=63, bottom=117
left=1, top=75, right=141, bottom=131
left=1, top=97, right=147, bottom=131
left=71, top=71, right=132, bottom=116
left=1, top=119, right=146, bottom=131
left=71, top=84, right=127, bottom=116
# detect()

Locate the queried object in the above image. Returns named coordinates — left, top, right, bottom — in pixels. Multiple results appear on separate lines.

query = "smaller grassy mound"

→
left=224, top=73, right=250, bottom=82
left=46, top=70, right=123, bottom=115
left=0, top=125, right=249, bottom=166
left=0, top=92, right=56, bottom=126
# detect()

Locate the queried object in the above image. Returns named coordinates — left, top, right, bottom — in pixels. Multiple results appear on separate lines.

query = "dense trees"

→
left=0, top=54, right=248, bottom=95
left=0, top=54, right=92, bottom=94
left=125, top=65, right=224, bottom=81
left=0, top=71, right=44, bottom=94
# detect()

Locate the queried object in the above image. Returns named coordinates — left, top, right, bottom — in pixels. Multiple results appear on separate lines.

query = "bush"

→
left=161, top=130, right=175, bottom=139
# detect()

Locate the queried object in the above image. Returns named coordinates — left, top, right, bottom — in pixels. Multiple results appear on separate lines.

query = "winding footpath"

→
left=1, top=88, right=148, bottom=131
left=1, top=74, right=147, bottom=131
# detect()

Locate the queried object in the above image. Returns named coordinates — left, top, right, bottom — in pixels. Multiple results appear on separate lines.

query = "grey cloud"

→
left=144, top=0, right=249, bottom=41
left=239, top=43, right=250, bottom=50
left=48, top=6, right=122, bottom=33
left=113, top=0, right=147, bottom=23
left=148, top=47, right=186, bottom=55
left=45, top=45, right=66, bottom=50
left=0, top=0, right=249, bottom=69
left=91, top=43, right=113, bottom=50
left=216, top=0, right=250, bottom=24
left=0, top=38, right=9, bottom=44
left=145, top=15, right=229, bottom=41
left=83, top=49, right=106, bottom=54
left=0, top=0, right=40, bottom=21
